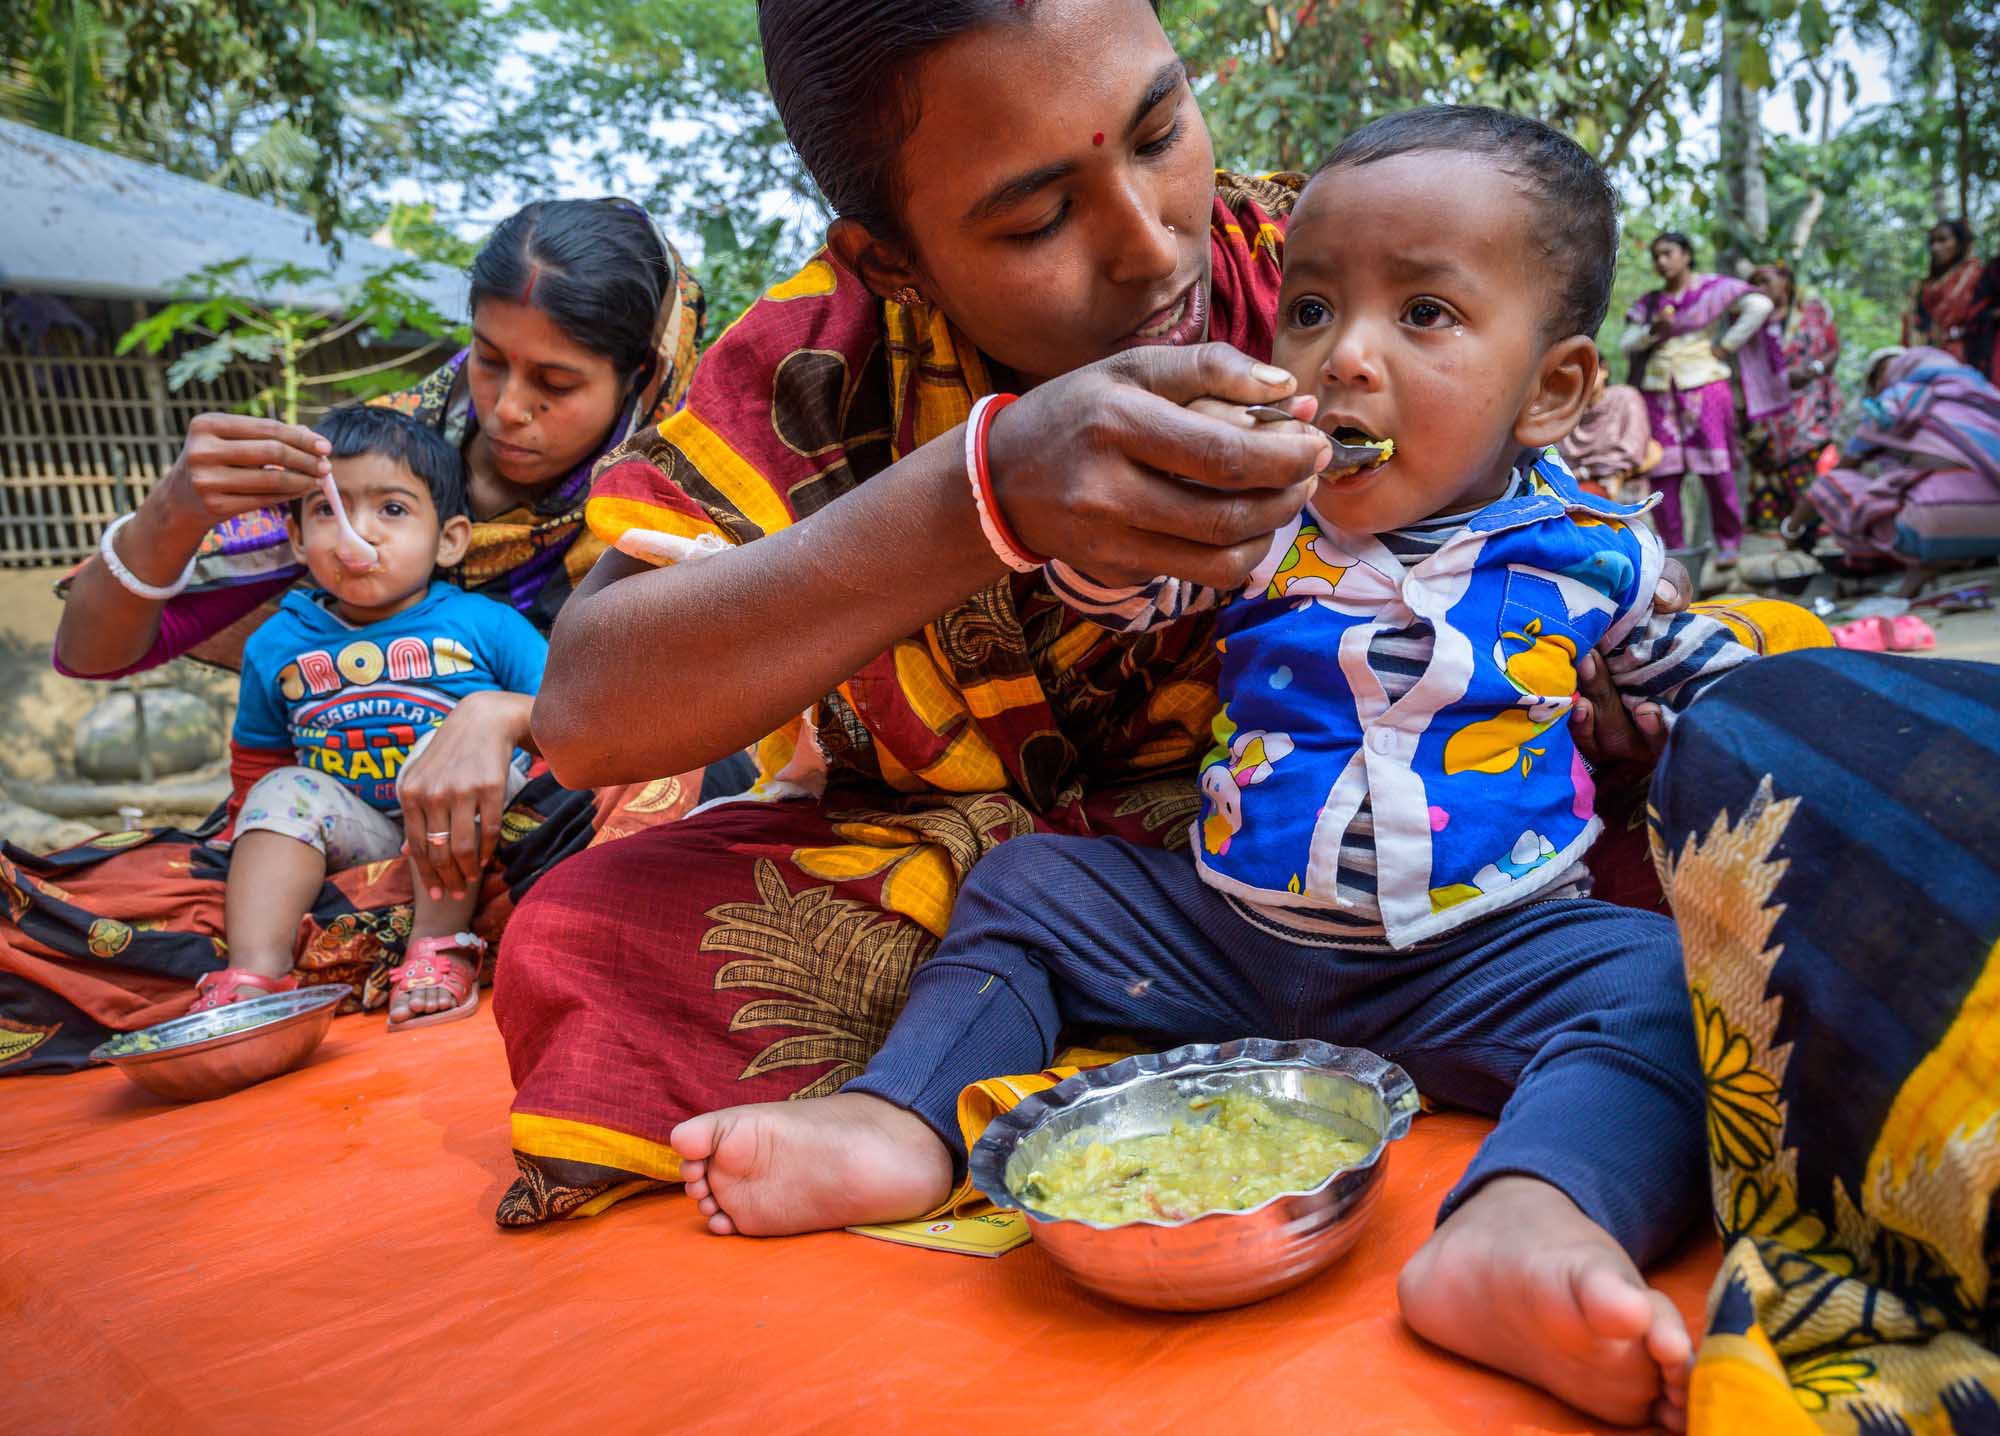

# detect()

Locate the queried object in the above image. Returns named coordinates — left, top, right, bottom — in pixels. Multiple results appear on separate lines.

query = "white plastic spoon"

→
left=319, top=472, right=378, bottom=571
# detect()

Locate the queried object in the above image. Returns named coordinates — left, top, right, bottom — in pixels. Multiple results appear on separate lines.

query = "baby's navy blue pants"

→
left=847, top=833, right=1706, bottom=1263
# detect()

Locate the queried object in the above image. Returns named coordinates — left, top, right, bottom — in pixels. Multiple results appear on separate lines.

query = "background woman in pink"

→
left=1618, top=232, right=1786, bottom=566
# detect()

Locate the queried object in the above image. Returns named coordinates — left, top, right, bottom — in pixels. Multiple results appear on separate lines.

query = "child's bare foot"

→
left=1397, top=1176, right=1692, bottom=1431
left=670, top=1093, right=954, bottom=1236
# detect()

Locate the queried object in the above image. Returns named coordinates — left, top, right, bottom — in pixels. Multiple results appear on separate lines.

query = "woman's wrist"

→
left=965, top=394, right=1043, bottom=573
left=123, top=482, right=218, bottom=583
left=457, top=690, right=537, bottom=750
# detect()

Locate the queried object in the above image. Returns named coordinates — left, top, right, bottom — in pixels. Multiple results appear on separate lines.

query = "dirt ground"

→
left=1719, top=532, right=2000, bottom=663
left=0, top=566, right=233, bottom=832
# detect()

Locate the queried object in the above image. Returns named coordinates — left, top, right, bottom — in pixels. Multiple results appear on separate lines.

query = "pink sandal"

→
left=1831, top=616, right=1891, bottom=651
left=1831, top=615, right=1938, bottom=653
left=1888, top=614, right=1937, bottom=651
left=189, top=969, right=298, bottom=1014
left=386, top=932, right=486, bottom=1032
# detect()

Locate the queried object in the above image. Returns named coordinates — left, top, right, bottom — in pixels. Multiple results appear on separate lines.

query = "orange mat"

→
left=2, top=1008, right=1720, bottom=1434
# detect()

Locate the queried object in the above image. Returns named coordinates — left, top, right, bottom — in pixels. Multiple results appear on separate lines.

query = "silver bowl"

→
left=89, top=985, right=351, bottom=1102
left=968, top=1038, right=1417, bottom=1312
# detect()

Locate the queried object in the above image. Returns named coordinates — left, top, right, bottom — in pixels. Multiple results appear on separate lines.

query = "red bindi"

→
left=1092, top=131, right=1104, bottom=146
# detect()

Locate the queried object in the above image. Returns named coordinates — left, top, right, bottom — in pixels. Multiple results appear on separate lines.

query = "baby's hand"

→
left=1571, top=651, right=1669, bottom=770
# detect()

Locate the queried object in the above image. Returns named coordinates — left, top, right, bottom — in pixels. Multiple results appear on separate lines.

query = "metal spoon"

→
left=1244, top=405, right=1388, bottom=470
left=319, top=472, right=379, bottom=571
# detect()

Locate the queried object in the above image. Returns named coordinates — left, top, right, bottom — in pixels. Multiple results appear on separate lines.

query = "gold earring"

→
left=891, top=286, right=924, bottom=306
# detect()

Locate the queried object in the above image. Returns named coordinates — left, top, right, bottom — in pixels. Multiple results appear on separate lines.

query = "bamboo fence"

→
left=0, top=351, right=271, bottom=566
left=0, top=334, right=435, bottom=568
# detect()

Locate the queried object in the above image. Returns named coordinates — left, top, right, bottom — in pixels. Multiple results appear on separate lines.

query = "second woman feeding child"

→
left=196, top=407, right=547, bottom=1028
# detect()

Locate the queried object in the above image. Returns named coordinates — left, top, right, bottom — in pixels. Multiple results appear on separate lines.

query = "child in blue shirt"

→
left=670, top=108, right=1750, bottom=1429
left=191, top=406, right=547, bottom=1030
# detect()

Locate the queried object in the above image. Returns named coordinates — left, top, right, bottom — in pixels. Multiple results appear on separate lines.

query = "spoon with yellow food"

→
left=1244, top=404, right=1394, bottom=477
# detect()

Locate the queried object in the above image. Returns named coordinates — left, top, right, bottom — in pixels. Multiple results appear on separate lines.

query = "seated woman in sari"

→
left=1558, top=366, right=1661, bottom=503
left=493, top=3, right=1770, bottom=1424
left=1787, top=346, right=2000, bottom=597
left=0, top=199, right=732, bottom=1070
left=1618, top=232, right=1786, bottom=566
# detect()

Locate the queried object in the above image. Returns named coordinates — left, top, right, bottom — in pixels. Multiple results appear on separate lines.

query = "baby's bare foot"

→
left=670, top=1093, right=953, bottom=1237
left=1397, top=1176, right=1692, bottom=1430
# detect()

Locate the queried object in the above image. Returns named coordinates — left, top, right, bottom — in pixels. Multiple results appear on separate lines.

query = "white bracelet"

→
left=98, top=512, right=198, bottom=601
left=964, top=393, right=1041, bottom=574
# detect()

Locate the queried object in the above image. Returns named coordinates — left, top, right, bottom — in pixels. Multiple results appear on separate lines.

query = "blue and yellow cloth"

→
left=1654, top=649, right=2000, bottom=1433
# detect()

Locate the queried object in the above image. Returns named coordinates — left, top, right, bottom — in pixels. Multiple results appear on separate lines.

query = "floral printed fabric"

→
left=1652, top=649, right=2000, bottom=1434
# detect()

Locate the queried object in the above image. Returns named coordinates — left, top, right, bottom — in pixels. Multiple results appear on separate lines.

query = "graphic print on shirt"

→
left=291, top=684, right=456, bottom=804
left=1436, top=526, right=1638, bottom=786
left=1431, top=560, right=1602, bottom=912
left=1198, top=709, right=1295, bottom=857
left=1429, top=828, right=1560, bottom=912
left=273, top=634, right=480, bottom=806
left=1264, top=525, right=1360, bottom=608
left=1441, top=614, right=1580, bottom=779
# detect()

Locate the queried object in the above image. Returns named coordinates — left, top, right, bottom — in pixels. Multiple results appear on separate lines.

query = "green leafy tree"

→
left=445, top=1, right=798, bottom=249
left=116, top=258, right=469, bottom=422
left=1172, top=0, right=1721, bottom=195
left=376, top=201, right=485, bottom=270
left=693, top=212, right=792, bottom=338
left=0, top=0, right=127, bottom=147
left=3, top=0, right=496, bottom=241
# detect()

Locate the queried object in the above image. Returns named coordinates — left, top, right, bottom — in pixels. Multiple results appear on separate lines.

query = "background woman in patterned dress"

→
left=1618, top=232, right=1786, bottom=567
left=1745, top=262, right=1842, bottom=532
left=1903, top=220, right=1987, bottom=364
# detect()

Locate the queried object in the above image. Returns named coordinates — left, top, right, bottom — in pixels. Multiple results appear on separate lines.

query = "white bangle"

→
left=964, top=393, right=1041, bottom=575
left=98, top=512, right=198, bottom=601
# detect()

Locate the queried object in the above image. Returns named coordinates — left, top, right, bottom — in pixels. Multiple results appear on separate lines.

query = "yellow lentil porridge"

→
left=1016, top=1094, right=1373, bottom=1224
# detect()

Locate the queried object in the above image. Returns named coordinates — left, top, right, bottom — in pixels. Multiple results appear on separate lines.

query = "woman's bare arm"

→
left=535, top=445, right=997, bottom=787
left=532, top=343, right=1332, bottom=787
left=55, top=415, right=328, bottom=675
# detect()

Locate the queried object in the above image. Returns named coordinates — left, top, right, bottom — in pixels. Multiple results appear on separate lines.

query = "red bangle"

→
left=965, top=393, right=1044, bottom=571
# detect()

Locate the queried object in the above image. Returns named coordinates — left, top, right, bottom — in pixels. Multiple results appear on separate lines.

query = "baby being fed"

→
left=672, top=106, right=1753, bottom=1433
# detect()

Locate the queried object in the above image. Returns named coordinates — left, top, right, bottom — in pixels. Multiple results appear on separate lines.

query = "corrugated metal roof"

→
left=0, top=118, right=466, bottom=318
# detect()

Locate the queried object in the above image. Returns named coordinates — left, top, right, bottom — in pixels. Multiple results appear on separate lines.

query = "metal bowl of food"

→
left=968, top=1037, right=1417, bottom=1312
left=89, top=985, right=351, bottom=1102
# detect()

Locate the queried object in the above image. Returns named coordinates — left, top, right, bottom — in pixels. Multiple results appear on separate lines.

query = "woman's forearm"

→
left=534, top=434, right=1002, bottom=787
left=1719, top=292, right=1774, bottom=352
left=468, top=689, right=540, bottom=757
left=1617, top=322, right=1653, bottom=355
left=54, top=485, right=218, bottom=676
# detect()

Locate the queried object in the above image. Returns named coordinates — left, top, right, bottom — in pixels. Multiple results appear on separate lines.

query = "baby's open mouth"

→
left=1324, top=426, right=1396, bottom=477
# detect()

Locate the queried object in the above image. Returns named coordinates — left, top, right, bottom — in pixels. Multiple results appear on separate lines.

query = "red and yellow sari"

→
left=491, top=172, right=1302, bottom=1223
left=1905, top=255, right=1988, bottom=365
